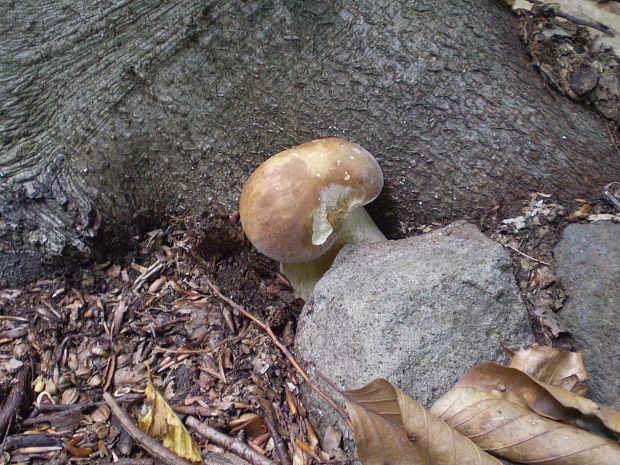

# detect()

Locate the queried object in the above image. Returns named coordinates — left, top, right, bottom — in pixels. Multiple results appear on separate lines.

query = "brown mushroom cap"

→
left=239, top=137, right=383, bottom=263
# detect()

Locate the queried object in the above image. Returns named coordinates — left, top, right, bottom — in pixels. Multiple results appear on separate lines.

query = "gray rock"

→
left=295, top=221, right=534, bottom=437
left=554, top=222, right=620, bottom=409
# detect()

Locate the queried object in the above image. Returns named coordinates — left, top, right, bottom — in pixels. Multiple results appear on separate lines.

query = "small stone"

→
left=555, top=222, right=620, bottom=409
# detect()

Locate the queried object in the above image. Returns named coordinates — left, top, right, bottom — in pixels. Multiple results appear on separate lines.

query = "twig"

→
left=525, top=0, right=615, bottom=36
left=0, top=416, right=11, bottom=457
left=133, top=261, right=165, bottom=292
left=186, top=416, right=277, bottom=465
left=604, top=191, right=620, bottom=210
left=295, top=439, right=321, bottom=460
left=315, top=459, right=360, bottom=464
left=315, top=370, right=343, bottom=395
left=99, top=460, right=154, bottom=465
left=21, top=410, right=81, bottom=427
left=258, top=397, right=290, bottom=465
left=504, top=244, right=550, bottom=266
left=198, top=267, right=351, bottom=428
left=103, top=392, right=194, bottom=465
left=4, top=433, right=64, bottom=449
left=35, top=400, right=101, bottom=413
left=603, top=182, right=620, bottom=211
left=0, top=362, right=31, bottom=441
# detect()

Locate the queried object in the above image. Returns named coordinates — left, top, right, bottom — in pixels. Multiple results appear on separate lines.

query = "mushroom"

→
left=239, top=137, right=386, bottom=300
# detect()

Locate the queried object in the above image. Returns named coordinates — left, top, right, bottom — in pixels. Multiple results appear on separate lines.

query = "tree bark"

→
left=1, top=0, right=619, bottom=287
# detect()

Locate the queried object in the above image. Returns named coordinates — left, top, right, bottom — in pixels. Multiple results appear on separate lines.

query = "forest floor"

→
left=0, top=5, right=619, bottom=465
left=0, top=189, right=618, bottom=465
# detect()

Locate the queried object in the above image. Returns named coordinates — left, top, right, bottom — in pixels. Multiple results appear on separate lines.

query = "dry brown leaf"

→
left=228, top=413, right=266, bottom=438
left=457, top=362, right=620, bottom=437
left=63, top=439, right=92, bottom=457
left=431, top=387, right=620, bottom=465
left=344, top=378, right=502, bottom=465
left=507, top=344, right=588, bottom=394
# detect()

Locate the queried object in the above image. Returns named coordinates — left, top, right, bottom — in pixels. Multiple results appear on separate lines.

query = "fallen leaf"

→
left=457, top=362, right=620, bottom=437
left=507, top=344, right=588, bottom=394
left=89, top=405, right=111, bottom=423
left=321, top=424, right=344, bottom=458
left=138, top=371, right=203, bottom=464
left=532, top=306, right=569, bottom=338
left=344, top=378, right=502, bottom=465
left=228, top=413, right=266, bottom=438
left=432, top=387, right=620, bottom=465
left=568, top=203, right=593, bottom=221
left=63, top=439, right=92, bottom=457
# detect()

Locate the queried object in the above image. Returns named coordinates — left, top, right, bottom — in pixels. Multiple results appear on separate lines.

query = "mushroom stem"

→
left=281, top=207, right=386, bottom=301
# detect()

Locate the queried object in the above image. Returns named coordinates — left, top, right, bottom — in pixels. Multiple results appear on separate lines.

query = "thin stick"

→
left=35, top=400, right=101, bottom=413
left=258, top=397, right=291, bottom=465
left=186, top=416, right=277, bottom=465
left=0, top=362, right=31, bottom=443
left=604, top=182, right=620, bottom=211
left=34, top=392, right=142, bottom=414
left=315, top=459, right=360, bottom=464
left=106, top=461, right=153, bottom=465
left=21, top=411, right=81, bottom=427
left=505, top=244, right=551, bottom=266
left=525, top=0, right=615, bottom=36
left=199, top=271, right=351, bottom=428
left=99, top=460, right=154, bottom=465
left=604, top=190, right=620, bottom=210
left=315, top=370, right=343, bottom=395
left=4, top=433, right=64, bottom=449
left=103, top=393, right=194, bottom=465
left=0, top=416, right=11, bottom=457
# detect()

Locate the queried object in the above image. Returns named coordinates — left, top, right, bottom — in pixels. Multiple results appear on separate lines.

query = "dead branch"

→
left=21, top=410, right=81, bottom=427
left=604, top=182, right=620, bottom=210
left=4, top=433, right=64, bottom=449
left=34, top=392, right=143, bottom=414
left=525, top=0, right=615, bottom=36
left=103, top=392, right=194, bottom=465
left=186, top=416, right=277, bottom=465
left=99, top=460, right=154, bottom=465
left=0, top=362, right=32, bottom=440
left=258, top=397, right=290, bottom=465
left=36, top=400, right=101, bottom=413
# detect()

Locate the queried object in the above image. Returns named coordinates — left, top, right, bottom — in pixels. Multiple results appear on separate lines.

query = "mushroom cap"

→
left=239, top=137, right=383, bottom=263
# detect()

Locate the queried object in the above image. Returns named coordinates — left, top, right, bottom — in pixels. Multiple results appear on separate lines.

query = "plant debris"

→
left=490, top=188, right=619, bottom=344
left=0, top=186, right=617, bottom=464
left=513, top=1, right=620, bottom=126
left=0, top=211, right=335, bottom=465
left=343, top=346, right=620, bottom=465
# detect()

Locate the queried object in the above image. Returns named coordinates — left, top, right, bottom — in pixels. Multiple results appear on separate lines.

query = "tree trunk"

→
left=1, top=0, right=619, bottom=287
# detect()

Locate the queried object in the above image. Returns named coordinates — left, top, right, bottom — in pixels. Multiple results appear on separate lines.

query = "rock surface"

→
left=295, top=221, right=534, bottom=436
left=554, top=222, right=620, bottom=409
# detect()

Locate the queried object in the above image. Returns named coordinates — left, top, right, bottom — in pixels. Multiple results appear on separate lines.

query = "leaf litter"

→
left=0, top=188, right=618, bottom=464
left=345, top=346, right=620, bottom=465
left=0, top=210, right=338, bottom=465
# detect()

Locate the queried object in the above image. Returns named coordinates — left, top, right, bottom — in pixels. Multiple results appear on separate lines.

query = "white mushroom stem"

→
left=281, top=207, right=386, bottom=301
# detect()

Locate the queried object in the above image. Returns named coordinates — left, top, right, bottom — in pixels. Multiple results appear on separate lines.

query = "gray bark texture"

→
left=1, top=0, right=619, bottom=287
